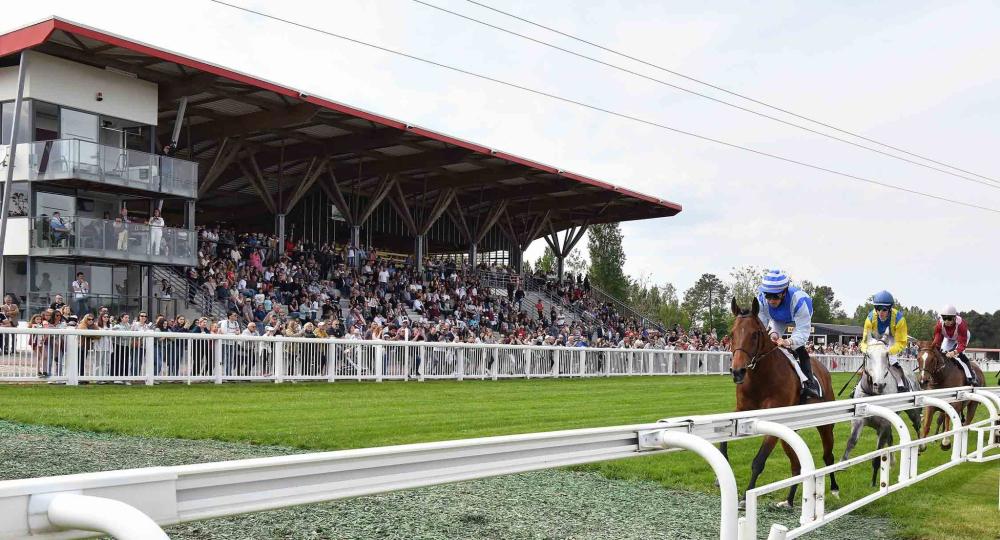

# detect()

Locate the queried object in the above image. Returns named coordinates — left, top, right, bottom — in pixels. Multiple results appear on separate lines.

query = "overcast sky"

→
left=5, top=0, right=999, bottom=313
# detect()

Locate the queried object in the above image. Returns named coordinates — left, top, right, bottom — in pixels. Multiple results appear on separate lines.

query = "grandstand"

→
left=0, top=17, right=680, bottom=344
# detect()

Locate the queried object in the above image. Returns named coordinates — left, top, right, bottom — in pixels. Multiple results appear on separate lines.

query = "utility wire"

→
left=463, top=0, right=1000, bottom=187
left=412, top=0, right=1000, bottom=191
left=208, top=0, right=1000, bottom=215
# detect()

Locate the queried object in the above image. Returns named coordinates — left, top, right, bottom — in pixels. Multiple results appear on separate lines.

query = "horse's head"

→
left=864, top=338, right=890, bottom=393
left=917, top=341, right=944, bottom=388
left=729, top=297, right=768, bottom=384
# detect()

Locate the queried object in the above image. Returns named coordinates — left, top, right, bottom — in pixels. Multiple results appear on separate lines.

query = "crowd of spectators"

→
left=1, top=226, right=919, bottom=376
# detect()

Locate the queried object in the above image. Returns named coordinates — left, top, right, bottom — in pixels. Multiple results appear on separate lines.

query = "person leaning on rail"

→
left=755, top=269, right=821, bottom=401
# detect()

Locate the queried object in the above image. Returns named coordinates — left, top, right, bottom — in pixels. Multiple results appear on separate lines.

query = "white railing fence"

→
left=0, top=386, right=996, bottom=539
left=0, top=328, right=895, bottom=385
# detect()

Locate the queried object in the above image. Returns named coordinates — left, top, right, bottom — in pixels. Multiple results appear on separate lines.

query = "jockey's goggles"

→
left=942, top=315, right=956, bottom=322
left=763, top=292, right=783, bottom=300
left=876, top=305, right=891, bottom=312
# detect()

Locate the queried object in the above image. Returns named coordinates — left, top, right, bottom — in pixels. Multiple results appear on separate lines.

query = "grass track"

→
left=0, top=375, right=996, bottom=539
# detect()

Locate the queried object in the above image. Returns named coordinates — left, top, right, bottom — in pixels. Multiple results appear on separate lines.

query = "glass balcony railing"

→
left=29, top=216, right=197, bottom=266
left=0, top=139, right=197, bottom=198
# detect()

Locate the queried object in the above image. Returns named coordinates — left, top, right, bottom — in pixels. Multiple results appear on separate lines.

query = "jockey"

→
left=860, top=291, right=911, bottom=391
left=756, top=269, right=821, bottom=400
left=931, top=305, right=978, bottom=385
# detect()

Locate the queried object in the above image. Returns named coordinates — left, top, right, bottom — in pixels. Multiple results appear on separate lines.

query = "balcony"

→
left=0, top=139, right=197, bottom=198
left=30, top=216, right=197, bottom=266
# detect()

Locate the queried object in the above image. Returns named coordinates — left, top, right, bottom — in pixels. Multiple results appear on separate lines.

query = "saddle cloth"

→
left=779, top=347, right=823, bottom=398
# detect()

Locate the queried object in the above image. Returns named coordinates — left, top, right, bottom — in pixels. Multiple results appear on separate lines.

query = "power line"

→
left=463, top=0, right=1000, bottom=188
left=208, top=0, right=1000, bottom=215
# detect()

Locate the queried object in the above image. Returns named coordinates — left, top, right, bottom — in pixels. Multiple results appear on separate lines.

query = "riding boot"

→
left=890, top=363, right=908, bottom=392
left=957, top=354, right=978, bottom=386
left=795, top=346, right=821, bottom=402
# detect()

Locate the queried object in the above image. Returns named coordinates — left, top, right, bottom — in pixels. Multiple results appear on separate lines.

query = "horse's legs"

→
left=905, top=408, right=922, bottom=436
left=919, top=406, right=935, bottom=453
left=716, top=441, right=729, bottom=488
left=746, top=435, right=779, bottom=499
left=871, top=425, right=893, bottom=487
left=941, top=407, right=954, bottom=450
left=818, top=423, right=839, bottom=496
left=841, top=418, right=864, bottom=462
left=778, top=440, right=801, bottom=508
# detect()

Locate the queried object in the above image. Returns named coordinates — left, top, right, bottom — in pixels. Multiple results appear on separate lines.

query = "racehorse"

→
left=720, top=298, right=840, bottom=507
left=916, top=341, right=984, bottom=452
left=840, top=338, right=921, bottom=486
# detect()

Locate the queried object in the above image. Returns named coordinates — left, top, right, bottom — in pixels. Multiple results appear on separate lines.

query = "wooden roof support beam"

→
left=187, top=103, right=319, bottom=146
left=446, top=202, right=472, bottom=244
left=198, top=138, right=243, bottom=196
left=283, top=157, right=328, bottom=214
left=318, top=164, right=356, bottom=226
left=474, top=199, right=508, bottom=245
left=418, top=188, right=457, bottom=236
left=357, top=174, right=397, bottom=225
left=238, top=154, right=277, bottom=215
left=389, top=181, right=419, bottom=236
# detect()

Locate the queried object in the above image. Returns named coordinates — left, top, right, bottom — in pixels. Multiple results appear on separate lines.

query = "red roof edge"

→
left=1, top=18, right=681, bottom=215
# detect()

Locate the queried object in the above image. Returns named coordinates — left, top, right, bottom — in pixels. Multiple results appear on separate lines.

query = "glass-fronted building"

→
left=1, top=51, right=198, bottom=319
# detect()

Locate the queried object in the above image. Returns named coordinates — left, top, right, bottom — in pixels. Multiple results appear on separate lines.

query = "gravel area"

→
left=0, top=421, right=894, bottom=539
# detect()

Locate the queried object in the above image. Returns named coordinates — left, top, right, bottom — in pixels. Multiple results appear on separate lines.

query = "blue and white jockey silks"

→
left=756, top=285, right=813, bottom=349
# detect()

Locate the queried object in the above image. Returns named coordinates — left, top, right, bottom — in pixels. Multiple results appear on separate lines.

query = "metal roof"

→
left=0, top=17, right=682, bottom=240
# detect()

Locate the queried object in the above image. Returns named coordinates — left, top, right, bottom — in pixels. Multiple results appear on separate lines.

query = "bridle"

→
left=918, top=347, right=946, bottom=382
left=861, top=341, right=890, bottom=393
left=731, top=316, right=779, bottom=371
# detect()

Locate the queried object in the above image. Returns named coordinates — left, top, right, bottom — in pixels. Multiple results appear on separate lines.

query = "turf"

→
left=0, top=375, right=995, bottom=539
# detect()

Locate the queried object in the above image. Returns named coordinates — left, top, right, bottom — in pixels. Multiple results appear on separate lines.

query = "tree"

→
left=800, top=281, right=847, bottom=324
left=728, top=265, right=764, bottom=307
left=587, top=222, right=629, bottom=299
left=565, top=248, right=588, bottom=278
left=962, top=310, right=999, bottom=348
left=904, top=305, right=938, bottom=341
left=533, top=246, right=556, bottom=275
left=682, top=273, right=731, bottom=335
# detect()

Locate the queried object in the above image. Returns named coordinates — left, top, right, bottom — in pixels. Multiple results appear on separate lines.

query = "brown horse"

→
left=916, top=341, right=984, bottom=452
left=720, top=298, right=840, bottom=507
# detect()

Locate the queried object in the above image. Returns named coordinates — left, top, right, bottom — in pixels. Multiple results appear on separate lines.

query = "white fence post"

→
left=457, top=348, right=464, bottom=381
left=375, top=345, right=384, bottom=382
left=327, top=342, right=336, bottom=383
left=65, top=334, right=79, bottom=386
left=144, top=337, right=155, bottom=386
left=578, top=349, right=586, bottom=377
left=417, top=344, right=425, bottom=382
left=273, top=341, right=284, bottom=384
left=213, top=339, right=223, bottom=385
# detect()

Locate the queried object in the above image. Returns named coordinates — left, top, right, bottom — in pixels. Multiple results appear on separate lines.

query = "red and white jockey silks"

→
left=932, top=316, right=969, bottom=354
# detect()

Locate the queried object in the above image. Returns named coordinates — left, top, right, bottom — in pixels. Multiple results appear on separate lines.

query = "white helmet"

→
left=940, top=304, right=958, bottom=317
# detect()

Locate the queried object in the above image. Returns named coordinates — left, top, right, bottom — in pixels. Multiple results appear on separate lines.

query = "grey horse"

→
left=840, top=338, right=921, bottom=486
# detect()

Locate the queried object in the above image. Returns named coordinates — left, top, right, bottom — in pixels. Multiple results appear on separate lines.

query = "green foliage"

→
left=682, top=273, right=730, bottom=335
left=728, top=265, right=763, bottom=307
left=564, top=248, right=588, bottom=277
left=962, top=310, right=999, bottom=348
left=533, top=246, right=556, bottom=275
left=586, top=223, right=629, bottom=299
left=800, top=281, right=848, bottom=324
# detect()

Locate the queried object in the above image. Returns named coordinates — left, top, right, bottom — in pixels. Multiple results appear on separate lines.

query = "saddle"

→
left=778, top=347, right=823, bottom=398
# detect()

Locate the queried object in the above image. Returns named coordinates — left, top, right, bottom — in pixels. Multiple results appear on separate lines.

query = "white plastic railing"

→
left=0, top=327, right=895, bottom=385
left=0, top=387, right=996, bottom=539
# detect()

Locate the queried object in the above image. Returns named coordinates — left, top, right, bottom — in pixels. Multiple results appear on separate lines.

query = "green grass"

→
left=0, top=375, right=996, bottom=539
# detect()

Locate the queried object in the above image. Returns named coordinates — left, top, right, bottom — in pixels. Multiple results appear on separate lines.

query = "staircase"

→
left=151, top=265, right=227, bottom=321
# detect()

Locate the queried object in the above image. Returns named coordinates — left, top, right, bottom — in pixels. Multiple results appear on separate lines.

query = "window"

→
left=1, top=99, right=32, bottom=145
left=33, top=101, right=59, bottom=141
left=60, top=108, right=98, bottom=142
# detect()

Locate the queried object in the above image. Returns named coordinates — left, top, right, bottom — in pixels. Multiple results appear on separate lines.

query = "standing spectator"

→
left=116, top=207, right=130, bottom=251
left=148, top=208, right=165, bottom=255
left=220, top=311, right=241, bottom=376
left=71, top=272, right=90, bottom=315
left=92, top=312, right=113, bottom=377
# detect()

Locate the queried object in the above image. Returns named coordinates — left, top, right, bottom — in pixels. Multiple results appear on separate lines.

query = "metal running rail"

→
left=0, top=387, right=997, bottom=539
